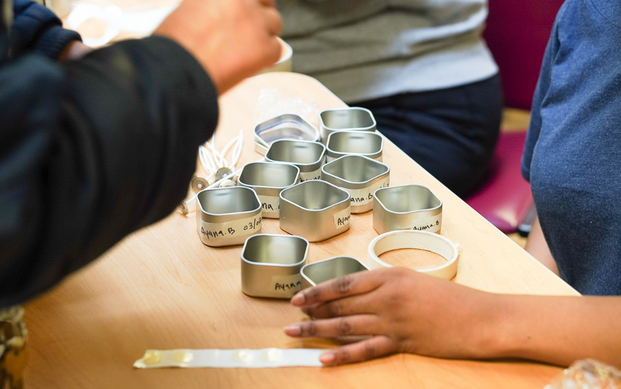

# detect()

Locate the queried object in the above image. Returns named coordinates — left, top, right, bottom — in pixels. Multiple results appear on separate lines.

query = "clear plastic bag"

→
left=253, top=88, right=319, bottom=129
left=544, top=359, right=621, bottom=389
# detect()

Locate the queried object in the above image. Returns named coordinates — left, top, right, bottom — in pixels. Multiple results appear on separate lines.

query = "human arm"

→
left=0, top=0, right=281, bottom=308
left=525, top=215, right=559, bottom=275
left=284, top=268, right=621, bottom=367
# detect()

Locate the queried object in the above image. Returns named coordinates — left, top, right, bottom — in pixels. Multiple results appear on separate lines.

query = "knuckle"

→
left=305, top=321, right=317, bottom=337
left=326, top=301, right=343, bottom=317
left=336, top=318, right=352, bottom=337
left=332, top=275, right=354, bottom=295
left=336, top=348, right=351, bottom=365
left=305, top=287, right=321, bottom=303
left=363, top=342, right=375, bottom=361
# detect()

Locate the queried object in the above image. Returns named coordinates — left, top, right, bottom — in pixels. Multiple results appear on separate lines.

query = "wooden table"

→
left=23, top=72, right=578, bottom=389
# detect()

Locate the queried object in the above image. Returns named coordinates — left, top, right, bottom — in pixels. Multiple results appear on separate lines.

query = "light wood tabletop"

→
left=23, top=72, right=578, bottom=389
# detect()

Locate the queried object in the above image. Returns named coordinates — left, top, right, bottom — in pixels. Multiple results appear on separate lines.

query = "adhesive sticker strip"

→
left=133, top=348, right=325, bottom=369
left=367, top=230, right=459, bottom=280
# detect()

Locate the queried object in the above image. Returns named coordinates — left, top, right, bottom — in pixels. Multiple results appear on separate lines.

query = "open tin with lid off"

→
left=300, top=256, right=369, bottom=289
left=326, top=130, right=384, bottom=162
left=254, top=114, right=321, bottom=155
left=321, top=155, right=390, bottom=214
left=373, top=184, right=442, bottom=235
left=238, top=161, right=300, bottom=219
left=279, top=180, right=351, bottom=242
left=196, top=186, right=262, bottom=247
left=241, top=234, right=309, bottom=299
left=265, top=139, right=326, bottom=182
left=319, top=107, right=376, bottom=144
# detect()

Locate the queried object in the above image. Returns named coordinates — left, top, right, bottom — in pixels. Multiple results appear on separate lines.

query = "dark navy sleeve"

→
left=0, top=35, right=219, bottom=308
left=11, top=0, right=81, bottom=58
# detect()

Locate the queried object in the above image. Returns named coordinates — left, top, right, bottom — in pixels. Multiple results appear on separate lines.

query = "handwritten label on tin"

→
left=259, top=195, right=280, bottom=218
left=333, top=207, right=351, bottom=229
left=409, top=214, right=442, bottom=233
left=271, top=274, right=302, bottom=297
left=345, top=177, right=390, bottom=206
left=199, top=215, right=262, bottom=240
left=299, top=169, right=322, bottom=182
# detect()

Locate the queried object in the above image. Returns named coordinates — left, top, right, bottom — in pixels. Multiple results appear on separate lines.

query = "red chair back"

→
left=483, top=0, right=565, bottom=109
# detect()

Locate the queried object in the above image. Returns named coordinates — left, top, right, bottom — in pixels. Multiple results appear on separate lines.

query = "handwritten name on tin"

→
left=274, top=280, right=302, bottom=291
left=200, top=216, right=262, bottom=239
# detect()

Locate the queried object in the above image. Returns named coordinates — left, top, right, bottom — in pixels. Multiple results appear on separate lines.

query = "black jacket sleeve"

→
left=0, top=35, right=218, bottom=308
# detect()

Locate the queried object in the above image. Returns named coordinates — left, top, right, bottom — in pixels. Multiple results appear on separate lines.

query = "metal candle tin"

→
left=321, top=155, right=390, bottom=214
left=265, top=139, right=326, bottom=182
left=319, top=107, right=376, bottom=144
left=241, top=234, right=309, bottom=299
left=254, top=114, right=321, bottom=155
left=279, top=180, right=351, bottom=242
left=300, top=256, right=369, bottom=289
left=373, top=184, right=442, bottom=235
left=196, top=187, right=262, bottom=247
left=326, top=130, right=384, bottom=162
left=238, top=161, right=300, bottom=219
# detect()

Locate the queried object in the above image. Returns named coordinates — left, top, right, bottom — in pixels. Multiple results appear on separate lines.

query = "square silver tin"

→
left=279, top=180, right=351, bottom=242
left=300, top=256, right=369, bottom=289
left=196, top=186, right=262, bottom=247
left=241, top=234, right=309, bottom=299
left=319, top=107, right=377, bottom=144
left=238, top=161, right=300, bottom=219
left=373, top=184, right=442, bottom=235
left=254, top=114, right=321, bottom=155
left=264, top=139, right=326, bottom=182
left=321, top=155, right=390, bottom=214
left=326, top=130, right=384, bottom=162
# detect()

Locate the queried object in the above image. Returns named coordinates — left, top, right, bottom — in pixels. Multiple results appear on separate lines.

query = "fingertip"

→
left=283, top=325, right=301, bottom=337
left=290, top=291, right=305, bottom=306
left=319, top=351, right=336, bottom=365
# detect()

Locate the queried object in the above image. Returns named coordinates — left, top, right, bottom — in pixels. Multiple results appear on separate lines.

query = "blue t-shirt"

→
left=522, top=0, right=621, bottom=295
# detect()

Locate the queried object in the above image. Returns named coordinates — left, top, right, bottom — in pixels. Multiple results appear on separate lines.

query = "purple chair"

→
left=465, top=0, right=565, bottom=234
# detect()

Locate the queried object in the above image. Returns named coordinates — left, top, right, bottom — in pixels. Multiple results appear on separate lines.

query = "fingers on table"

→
left=285, top=314, right=379, bottom=338
left=320, top=336, right=396, bottom=366
left=291, top=272, right=384, bottom=307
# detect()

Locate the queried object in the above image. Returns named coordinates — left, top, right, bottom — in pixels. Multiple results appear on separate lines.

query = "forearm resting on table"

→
left=286, top=269, right=621, bottom=368
left=490, top=294, right=621, bottom=367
